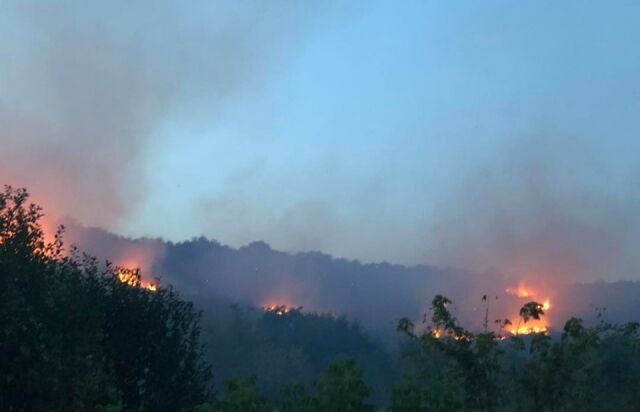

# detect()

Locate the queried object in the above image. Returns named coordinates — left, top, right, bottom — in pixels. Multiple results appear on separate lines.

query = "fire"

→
left=115, top=255, right=161, bottom=292
left=263, top=304, right=292, bottom=316
left=505, top=282, right=534, bottom=298
left=510, top=325, right=548, bottom=335
left=118, top=271, right=137, bottom=286
left=505, top=282, right=552, bottom=336
left=430, top=329, right=468, bottom=341
left=117, top=270, right=158, bottom=292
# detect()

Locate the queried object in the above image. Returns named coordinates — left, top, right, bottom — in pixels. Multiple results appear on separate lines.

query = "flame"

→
left=430, top=329, right=468, bottom=341
left=505, top=282, right=535, bottom=298
left=263, top=304, right=292, bottom=316
left=117, top=270, right=158, bottom=292
left=118, top=271, right=137, bottom=286
left=509, top=325, right=548, bottom=335
left=505, top=282, right=552, bottom=336
left=113, top=251, right=162, bottom=293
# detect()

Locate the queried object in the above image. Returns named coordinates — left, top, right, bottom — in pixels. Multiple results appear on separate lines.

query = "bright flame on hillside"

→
left=263, top=304, right=292, bottom=316
left=117, top=270, right=158, bottom=292
left=511, top=325, right=548, bottom=335
left=118, top=271, right=137, bottom=286
left=505, top=282, right=552, bottom=335
left=115, top=255, right=161, bottom=292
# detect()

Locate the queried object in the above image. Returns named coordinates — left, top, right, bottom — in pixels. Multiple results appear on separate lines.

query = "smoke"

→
left=54, top=220, right=640, bottom=336
left=425, top=135, right=640, bottom=283
left=0, top=1, right=335, bottom=227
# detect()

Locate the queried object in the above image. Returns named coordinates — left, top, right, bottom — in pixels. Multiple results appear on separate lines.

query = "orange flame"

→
left=117, top=270, right=158, bottom=292
left=263, top=303, right=293, bottom=316
left=505, top=282, right=552, bottom=335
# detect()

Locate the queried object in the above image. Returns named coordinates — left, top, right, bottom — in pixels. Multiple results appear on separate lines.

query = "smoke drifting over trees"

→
left=2, top=2, right=639, bottom=280
left=425, top=136, right=640, bottom=283
left=0, top=1, right=335, bottom=227
left=61, top=219, right=640, bottom=336
left=3, top=1, right=640, bottom=410
left=5, top=186, right=640, bottom=411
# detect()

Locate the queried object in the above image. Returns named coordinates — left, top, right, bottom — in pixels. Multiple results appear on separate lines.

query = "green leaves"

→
left=314, top=358, right=373, bottom=412
left=204, top=358, right=373, bottom=412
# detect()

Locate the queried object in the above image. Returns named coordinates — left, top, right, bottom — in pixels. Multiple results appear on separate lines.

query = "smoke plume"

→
left=0, top=1, right=332, bottom=227
left=425, top=135, right=640, bottom=283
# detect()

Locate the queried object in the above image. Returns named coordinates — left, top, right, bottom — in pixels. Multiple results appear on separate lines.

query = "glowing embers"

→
left=430, top=329, right=468, bottom=341
left=263, top=304, right=292, bottom=316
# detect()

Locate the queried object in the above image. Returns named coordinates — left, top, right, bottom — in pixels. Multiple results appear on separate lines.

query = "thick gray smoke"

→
left=425, top=135, right=640, bottom=283
left=0, top=1, right=333, bottom=227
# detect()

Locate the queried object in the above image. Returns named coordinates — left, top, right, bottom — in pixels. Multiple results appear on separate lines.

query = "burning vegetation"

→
left=0, top=186, right=211, bottom=411
left=116, top=267, right=158, bottom=292
left=7, top=186, right=640, bottom=411
left=262, top=304, right=301, bottom=316
left=420, top=282, right=554, bottom=341
left=263, top=304, right=290, bottom=316
left=504, top=282, right=552, bottom=335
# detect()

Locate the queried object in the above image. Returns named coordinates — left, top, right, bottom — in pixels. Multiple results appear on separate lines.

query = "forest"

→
left=3, top=186, right=640, bottom=412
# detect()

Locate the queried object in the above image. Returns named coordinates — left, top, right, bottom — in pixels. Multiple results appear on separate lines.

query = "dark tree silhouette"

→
left=0, top=186, right=212, bottom=412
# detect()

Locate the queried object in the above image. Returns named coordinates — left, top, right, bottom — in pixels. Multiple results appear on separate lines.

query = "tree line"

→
left=2, top=186, right=640, bottom=411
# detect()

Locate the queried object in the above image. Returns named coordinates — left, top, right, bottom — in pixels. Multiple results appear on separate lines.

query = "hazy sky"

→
left=2, top=1, right=640, bottom=277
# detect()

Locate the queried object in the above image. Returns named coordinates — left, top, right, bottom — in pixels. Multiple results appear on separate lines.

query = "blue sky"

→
left=2, top=1, right=640, bottom=273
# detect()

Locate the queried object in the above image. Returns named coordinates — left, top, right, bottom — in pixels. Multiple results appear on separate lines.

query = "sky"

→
left=1, top=1, right=640, bottom=279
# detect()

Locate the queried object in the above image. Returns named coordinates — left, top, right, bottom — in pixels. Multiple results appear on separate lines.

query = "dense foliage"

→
left=3, top=186, right=640, bottom=412
left=196, top=357, right=373, bottom=412
left=391, top=295, right=640, bottom=412
left=0, top=187, right=212, bottom=411
left=200, top=303, right=394, bottom=403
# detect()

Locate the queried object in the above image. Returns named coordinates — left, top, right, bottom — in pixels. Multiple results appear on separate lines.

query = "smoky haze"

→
left=59, top=219, right=640, bottom=336
left=0, top=1, right=334, bottom=227
left=3, top=1, right=640, bottom=336
left=425, top=135, right=640, bottom=283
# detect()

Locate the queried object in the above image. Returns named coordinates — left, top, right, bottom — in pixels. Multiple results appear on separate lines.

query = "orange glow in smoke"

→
left=505, top=282, right=535, bottom=299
